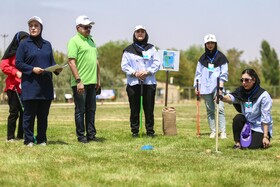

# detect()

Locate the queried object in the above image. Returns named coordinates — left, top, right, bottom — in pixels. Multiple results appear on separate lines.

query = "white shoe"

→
left=220, top=132, right=227, bottom=139
left=6, top=139, right=15, bottom=143
left=38, top=142, right=47, bottom=146
left=26, top=142, right=34, bottom=147
left=210, top=132, right=216, bottom=138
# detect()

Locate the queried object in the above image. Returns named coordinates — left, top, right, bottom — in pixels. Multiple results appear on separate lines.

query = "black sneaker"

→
left=233, top=144, right=241, bottom=149
left=78, top=138, right=88, bottom=144
left=147, top=134, right=155, bottom=138
left=87, top=137, right=97, bottom=142
left=132, top=133, right=139, bottom=138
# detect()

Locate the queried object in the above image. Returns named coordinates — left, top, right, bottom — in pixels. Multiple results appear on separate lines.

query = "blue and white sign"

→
left=158, top=50, right=180, bottom=72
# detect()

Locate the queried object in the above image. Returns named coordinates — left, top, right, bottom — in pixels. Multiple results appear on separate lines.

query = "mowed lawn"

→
left=0, top=100, right=280, bottom=187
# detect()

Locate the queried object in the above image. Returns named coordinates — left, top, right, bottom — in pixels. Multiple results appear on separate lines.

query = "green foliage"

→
left=52, top=50, right=72, bottom=101
left=100, top=67, right=124, bottom=88
left=98, top=40, right=130, bottom=78
left=226, top=48, right=247, bottom=86
left=184, top=45, right=204, bottom=86
left=97, top=40, right=130, bottom=88
left=260, top=40, right=280, bottom=85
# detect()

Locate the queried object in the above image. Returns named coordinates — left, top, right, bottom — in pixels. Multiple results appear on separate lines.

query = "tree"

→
left=260, top=40, right=280, bottom=85
left=98, top=40, right=130, bottom=78
left=226, top=48, right=247, bottom=86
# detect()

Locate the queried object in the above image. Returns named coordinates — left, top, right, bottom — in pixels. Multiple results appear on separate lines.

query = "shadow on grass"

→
left=48, top=140, right=69, bottom=145
left=48, top=137, right=107, bottom=145
left=93, top=137, right=107, bottom=143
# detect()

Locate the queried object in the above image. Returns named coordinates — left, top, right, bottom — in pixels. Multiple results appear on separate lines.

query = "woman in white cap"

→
left=121, top=25, right=160, bottom=138
left=194, top=34, right=229, bottom=139
left=16, top=16, right=62, bottom=146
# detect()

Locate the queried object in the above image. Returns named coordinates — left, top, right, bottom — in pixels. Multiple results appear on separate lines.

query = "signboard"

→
left=158, top=50, right=180, bottom=71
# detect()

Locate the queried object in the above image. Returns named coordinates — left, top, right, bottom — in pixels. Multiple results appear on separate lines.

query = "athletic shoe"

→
left=209, top=132, right=216, bottom=138
left=78, top=138, right=88, bottom=144
left=87, top=137, right=97, bottom=142
left=6, top=139, right=15, bottom=143
left=220, top=132, right=227, bottom=139
left=147, top=134, right=155, bottom=138
left=26, top=142, right=34, bottom=147
left=233, top=144, right=241, bottom=149
left=38, top=142, right=47, bottom=146
left=132, top=133, right=139, bottom=138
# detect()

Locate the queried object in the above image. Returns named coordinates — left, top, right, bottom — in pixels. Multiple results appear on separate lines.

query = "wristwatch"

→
left=76, top=78, right=81, bottom=84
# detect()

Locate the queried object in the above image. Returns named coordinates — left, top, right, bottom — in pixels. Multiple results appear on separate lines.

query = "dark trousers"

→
left=6, top=90, right=23, bottom=140
left=22, top=100, right=51, bottom=144
left=126, top=84, right=156, bottom=135
left=232, top=114, right=270, bottom=149
left=72, top=84, right=96, bottom=141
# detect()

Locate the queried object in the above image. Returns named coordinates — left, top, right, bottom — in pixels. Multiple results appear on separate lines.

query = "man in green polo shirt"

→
left=67, top=15, right=100, bottom=143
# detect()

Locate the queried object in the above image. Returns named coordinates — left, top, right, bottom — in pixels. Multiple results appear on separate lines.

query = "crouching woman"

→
left=220, top=68, right=273, bottom=149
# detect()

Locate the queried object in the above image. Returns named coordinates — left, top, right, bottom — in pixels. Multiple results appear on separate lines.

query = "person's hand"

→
left=136, top=70, right=149, bottom=80
left=134, top=72, right=142, bottom=80
left=263, top=137, right=270, bottom=148
left=95, top=83, right=101, bottom=92
left=77, top=82, right=84, bottom=95
left=214, top=94, right=224, bottom=103
left=16, top=71, right=22, bottom=78
left=32, top=67, right=44, bottom=74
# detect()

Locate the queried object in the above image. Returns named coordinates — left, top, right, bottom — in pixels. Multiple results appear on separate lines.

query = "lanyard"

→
left=134, top=43, right=145, bottom=51
left=247, top=85, right=259, bottom=102
left=207, top=50, right=218, bottom=63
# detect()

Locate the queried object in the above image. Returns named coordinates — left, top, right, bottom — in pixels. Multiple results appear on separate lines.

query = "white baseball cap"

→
left=28, top=16, right=43, bottom=25
left=76, top=15, right=95, bottom=26
left=204, top=34, right=217, bottom=44
left=134, top=25, right=146, bottom=31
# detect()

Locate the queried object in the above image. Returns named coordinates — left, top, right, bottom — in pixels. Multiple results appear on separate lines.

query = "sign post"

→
left=158, top=50, right=180, bottom=136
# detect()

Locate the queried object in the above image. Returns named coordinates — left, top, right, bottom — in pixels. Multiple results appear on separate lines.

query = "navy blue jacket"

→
left=16, top=37, right=56, bottom=101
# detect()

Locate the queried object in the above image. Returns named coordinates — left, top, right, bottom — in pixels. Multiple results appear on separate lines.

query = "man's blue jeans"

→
left=72, top=84, right=96, bottom=140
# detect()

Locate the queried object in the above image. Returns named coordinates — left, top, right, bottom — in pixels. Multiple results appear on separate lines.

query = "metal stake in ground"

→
left=196, top=79, right=200, bottom=137
left=139, top=80, right=144, bottom=138
left=14, top=86, right=24, bottom=111
left=215, top=77, right=220, bottom=152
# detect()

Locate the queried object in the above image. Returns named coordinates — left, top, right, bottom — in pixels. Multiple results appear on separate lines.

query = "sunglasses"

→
left=240, top=78, right=252, bottom=83
left=79, top=25, right=92, bottom=30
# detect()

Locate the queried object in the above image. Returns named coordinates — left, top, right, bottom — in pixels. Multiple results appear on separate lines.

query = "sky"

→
left=0, top=0, right=279, bottom=62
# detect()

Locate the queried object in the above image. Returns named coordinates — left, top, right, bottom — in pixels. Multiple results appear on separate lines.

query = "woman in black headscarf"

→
left=220, top=68, right=273, bottom=149
left=194, top=34, right=229, bottom=139
left=1, top=31, right=29, bottom=142
left=121, top=25, right=160, bottom=138
left=16, top=16, right=62, bottom=146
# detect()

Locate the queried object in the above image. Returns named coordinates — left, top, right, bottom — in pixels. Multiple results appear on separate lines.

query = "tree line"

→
left=0, top=40, right=279, bottom=100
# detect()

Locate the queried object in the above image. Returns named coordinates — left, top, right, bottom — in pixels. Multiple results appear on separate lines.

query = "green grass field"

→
left=0, top=100, right=280, bottom=187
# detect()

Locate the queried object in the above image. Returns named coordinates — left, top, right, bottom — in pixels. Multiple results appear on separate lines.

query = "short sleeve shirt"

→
left=67, top=32, right=98, bottom=87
